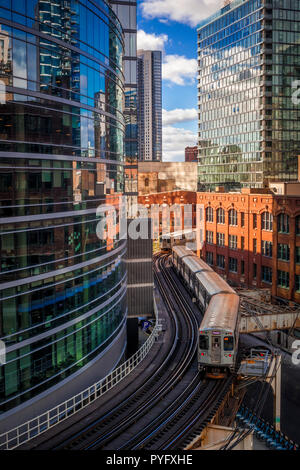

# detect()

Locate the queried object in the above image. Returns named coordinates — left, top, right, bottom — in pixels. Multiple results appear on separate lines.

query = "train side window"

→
left=224, top=336, right=234, bottom=351
left=199, top=335, right=209, bottom=350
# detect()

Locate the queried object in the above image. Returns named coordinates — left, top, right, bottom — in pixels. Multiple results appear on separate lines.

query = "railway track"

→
left=122, top=254, right=231, bottom=451
left=33, top=252, right=196, bottom=450
left=32, top=253, right=231, bottom=450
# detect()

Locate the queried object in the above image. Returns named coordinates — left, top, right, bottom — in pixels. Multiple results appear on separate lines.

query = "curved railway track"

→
left=32, top=253, right=232, bottom=450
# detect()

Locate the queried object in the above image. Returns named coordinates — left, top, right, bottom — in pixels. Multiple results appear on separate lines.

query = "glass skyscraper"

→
left=197, top=0, right=300, bottom=191
left=0, top=0, right=127, bottom=412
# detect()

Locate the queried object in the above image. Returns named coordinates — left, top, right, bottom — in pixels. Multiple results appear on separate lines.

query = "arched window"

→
left=261, top=212, right=273, bottom=231
left=229, top=209, right=237, bottom=226
left=278, top=213, right=289, bottom=234
left=296, top=215, right=300, bottom=236
left=217, top=208, right=225, bottom=224
left=206, top=206, right=213, bottom=223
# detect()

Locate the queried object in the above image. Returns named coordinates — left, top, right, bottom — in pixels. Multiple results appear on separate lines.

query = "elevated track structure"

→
left=1, top=253, right=232, bottom=451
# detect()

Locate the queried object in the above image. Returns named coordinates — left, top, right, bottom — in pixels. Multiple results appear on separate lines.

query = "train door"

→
left=211, top=336, right=221, bottom=363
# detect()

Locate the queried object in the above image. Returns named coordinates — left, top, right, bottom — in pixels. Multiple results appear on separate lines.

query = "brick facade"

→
left=185, top=146, right=198, bottom=162
left=139, top=189, right=300, bottom=304
left=197, top=189, right=274, bottom=290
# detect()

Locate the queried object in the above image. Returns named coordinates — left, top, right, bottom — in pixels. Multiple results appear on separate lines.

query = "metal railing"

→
left=0, top=311, right=161, bottom=450
left=236, top=405, right=299, bottom=451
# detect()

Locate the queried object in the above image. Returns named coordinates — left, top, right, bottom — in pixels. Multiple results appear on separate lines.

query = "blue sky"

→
left=137, top=0, right=223, bottom=161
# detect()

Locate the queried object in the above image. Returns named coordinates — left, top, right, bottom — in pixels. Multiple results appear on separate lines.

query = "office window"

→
left=217, top=232, right=225, bottom=246
left=261, top=212, right=273, bottom=231
left=296, top=216, right=300, bottom=235
left=217, top=208, right=225, bottom=224
left=262, top=240, right=272, bottom=257
left=296, top=275, right=300, bottom=292
left=217, top=254, right=225, bottom=269
left=253, top=238, right=257, bottom=254
left=241, top=212, right=245, bottom=227
left=262, top=266, right=272, bottom=283
left=253, top=213, right=257, bottom=229
left=229, top=234, right=237, bottom=249
left=277, top=270, right=289, bottom=288
left=253, top=263, right=257, bottom=279
left=206, top=251, right=213, bottom=265
left=229, top=209, right=237, bottom=226
left=241, top=260, right=245, bottom=275
left=206, top=207, right=213, bottom=223
left=296, top=247, right=300, bottom=264
left=206, top=230, right=214, bottom=244
left=241, top=236, right=245, bottom=250
left=278, top=213, right=289, bottom=234
left=277, top=244, right=290, bottom=261
left=229, top=257, right=237, bottom=273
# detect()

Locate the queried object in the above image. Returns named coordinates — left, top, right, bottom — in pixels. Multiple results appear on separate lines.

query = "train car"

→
left=161, top=229, right=196, bottom=252
left=171, top=245, right=240, bottom=378
left=172, top=246, right=213, bottom=302
left=198, top=293, right=240, bottom=378
left=183, top=256, right=212, bottom=295
left=195, top=270, right=235, bottom=310
left=172, top=245, right=194, bottom=277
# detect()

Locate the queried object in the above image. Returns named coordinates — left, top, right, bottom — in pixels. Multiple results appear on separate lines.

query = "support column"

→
left=268, top=354, right=281, bottom=431
left=274, top=355, right=281, bottom=431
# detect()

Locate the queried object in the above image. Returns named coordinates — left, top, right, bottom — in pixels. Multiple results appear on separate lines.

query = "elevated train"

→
left=172, top=246, right=240, bottom=378
left=160, top=229, right=197, bottom=252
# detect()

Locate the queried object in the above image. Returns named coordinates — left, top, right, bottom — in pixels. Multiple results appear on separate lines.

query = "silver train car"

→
left=172, top=246, right=240, bottom=378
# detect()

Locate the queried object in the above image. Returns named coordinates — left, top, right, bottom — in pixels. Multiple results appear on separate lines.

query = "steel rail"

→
left=122, top=255, right=230, bottom=451
left=0, top=292, right=160, bottom=450
left=47, top=280, right=180, bottom=450
left=72, top=253, right=199, bottom=450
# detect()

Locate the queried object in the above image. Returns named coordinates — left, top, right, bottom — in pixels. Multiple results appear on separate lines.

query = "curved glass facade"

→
left=0, top=0, right=126, bottom=411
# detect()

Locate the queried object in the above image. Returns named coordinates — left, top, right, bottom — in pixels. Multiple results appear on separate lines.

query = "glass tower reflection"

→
left=197, top=0, right=300, bottom=191
left=0, top=0, right=126, bottom=411
left=109, top=0, right=138, bottom=212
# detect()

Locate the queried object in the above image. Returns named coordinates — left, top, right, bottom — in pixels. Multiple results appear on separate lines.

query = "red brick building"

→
left=272, top=194, right=300, bottom=303
left=139, top=188, right=300, bottom=304
left=185, top=146, right=198, bottom=162
left=197, top=188, right=274, bottom=290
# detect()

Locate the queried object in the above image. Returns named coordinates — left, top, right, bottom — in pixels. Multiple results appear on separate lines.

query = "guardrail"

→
left=0, top=309, right=161, bottom=450
left=236, top=405, right=299, bottom=451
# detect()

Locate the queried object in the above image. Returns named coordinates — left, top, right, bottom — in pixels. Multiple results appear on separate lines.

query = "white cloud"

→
left=159, top=18, right=169, bottom=24
left=162, top=54, right=197, bottom=86
left=137, top=30, right=168, bottom=52
left=163, top=125, right=197, bottom=162
left=137, top=31, right=196, bottom=86
left=163, top=108, right=197, bottom=125
left=141, top=0, right=223, bottom=27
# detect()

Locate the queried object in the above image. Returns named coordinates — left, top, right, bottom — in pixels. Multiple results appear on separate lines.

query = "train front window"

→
left=199, top=335, right=209, bottom=350
left=224, top=336, right=234, bottom=351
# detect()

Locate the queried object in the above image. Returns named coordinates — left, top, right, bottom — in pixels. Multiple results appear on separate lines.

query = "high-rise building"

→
left=185, top=146, right=198, bottom=162
left=109, top=2, right=152, bottom=323
left=0, top=0, right=127, bottom=417
left=197, top=0, right=300, bottom=191
left=109, top=0, right=138, bottom=211
left=137, top=50, right=162, bottom=162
